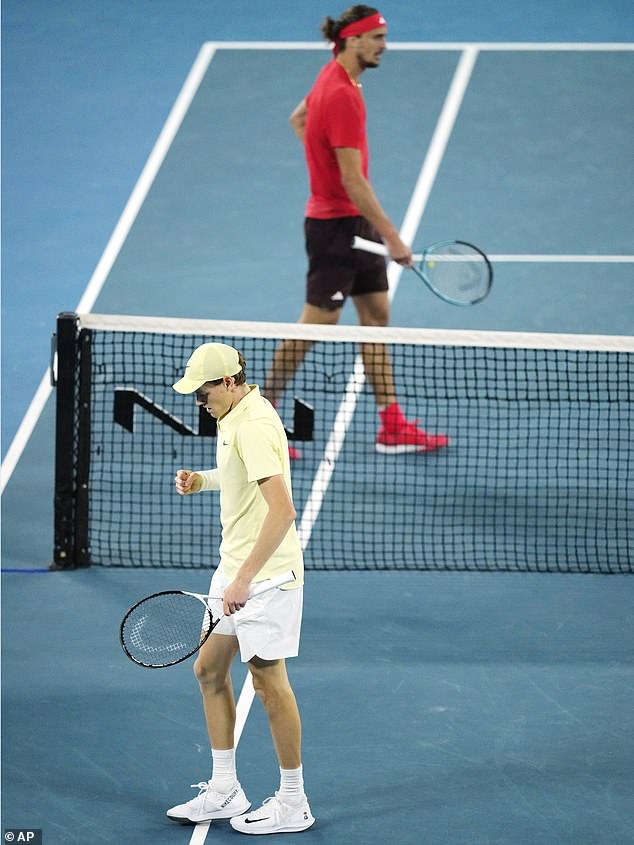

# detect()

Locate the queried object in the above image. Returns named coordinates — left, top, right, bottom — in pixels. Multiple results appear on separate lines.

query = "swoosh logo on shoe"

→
left=244, top=817, right=270, bottom=824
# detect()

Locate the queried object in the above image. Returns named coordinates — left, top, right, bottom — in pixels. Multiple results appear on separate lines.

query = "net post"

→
left=52, top=312, right=79, bottom=568
left=73, top=329, right=93, bottom=566
left=52, top=312, right=91, bottom=569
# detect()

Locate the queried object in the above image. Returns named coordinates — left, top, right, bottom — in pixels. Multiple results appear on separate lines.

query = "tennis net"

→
left=52, top=312, right=633, bottom=574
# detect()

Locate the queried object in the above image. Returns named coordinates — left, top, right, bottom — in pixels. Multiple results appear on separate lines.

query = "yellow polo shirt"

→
left=200, top=385, right=303, bottom=587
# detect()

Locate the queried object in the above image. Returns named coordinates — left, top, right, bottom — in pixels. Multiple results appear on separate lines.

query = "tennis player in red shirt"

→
left=265, top=5, right=449, bottom=456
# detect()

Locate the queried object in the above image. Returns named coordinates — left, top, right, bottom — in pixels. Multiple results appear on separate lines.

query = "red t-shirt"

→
left=304, top=60, right=369, bottom=219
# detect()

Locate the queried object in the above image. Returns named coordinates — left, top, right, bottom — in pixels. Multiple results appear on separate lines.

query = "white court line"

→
left=489, top=254, right=634, bottom=263
left=75, top=42, right=217, bottom=314
left=0, top=43, right=216, bottom=495
left=206, top=41, right=634, bottom=51
left=0, top=371, right=55, bottom=494
left=297, top=47, right=480, bottom=548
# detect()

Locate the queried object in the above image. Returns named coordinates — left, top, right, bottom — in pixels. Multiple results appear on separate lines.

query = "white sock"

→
left=209, top=748, right=237, bottom=793
left=278, top=765, right=305, bottom=805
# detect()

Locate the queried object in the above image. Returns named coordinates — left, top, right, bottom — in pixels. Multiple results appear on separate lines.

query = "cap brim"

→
left=172, top=376, right=206, bottom=394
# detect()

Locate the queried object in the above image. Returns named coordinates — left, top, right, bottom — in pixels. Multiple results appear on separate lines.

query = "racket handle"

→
left=249, top=569, right=296, bottom=597
left=352, top=235, right=388, bottom=256
left=352, top=236, right=422, bottom=263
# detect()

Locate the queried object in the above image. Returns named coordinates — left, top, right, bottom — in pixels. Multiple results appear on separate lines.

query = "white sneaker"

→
left=166, top=780, right=250, bottom=823
left=230, top=792, right=315, bottom=834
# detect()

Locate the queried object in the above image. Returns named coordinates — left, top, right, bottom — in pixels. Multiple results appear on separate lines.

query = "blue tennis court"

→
left=2, top=3, right=633, bottom=844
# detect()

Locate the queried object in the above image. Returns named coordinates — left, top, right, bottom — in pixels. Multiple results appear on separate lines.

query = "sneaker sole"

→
left=375, top=443, right=448, bottom=454
left=230, top=817, right=315, bottom=834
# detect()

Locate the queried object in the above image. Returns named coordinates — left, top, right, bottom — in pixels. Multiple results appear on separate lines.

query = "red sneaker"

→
left=376, top=404, right=449, bottom=454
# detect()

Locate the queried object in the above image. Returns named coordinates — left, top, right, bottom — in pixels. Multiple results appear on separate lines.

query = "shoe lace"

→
left=259, top=793, right=285, bottom=821
left=190, top=781, right=211, bottom=795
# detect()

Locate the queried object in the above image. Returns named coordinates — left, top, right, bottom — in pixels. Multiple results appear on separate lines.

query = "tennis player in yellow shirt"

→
left=166, top=342, right=315, bottom=835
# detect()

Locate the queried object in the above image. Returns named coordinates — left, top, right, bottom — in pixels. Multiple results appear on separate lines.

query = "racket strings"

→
left=420, top=243, right=490, bottom=301
left=122, top=592, right=213, bottom=666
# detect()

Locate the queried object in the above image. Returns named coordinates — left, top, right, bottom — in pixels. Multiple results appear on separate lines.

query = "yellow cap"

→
left=172, top=342, right=241, bottom=394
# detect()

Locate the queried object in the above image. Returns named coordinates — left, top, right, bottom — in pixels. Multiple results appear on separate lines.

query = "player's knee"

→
left=193, top=657, right=228, bottom=693
left=251, top=673, right=291, bottom=713
left=252, top=679, right=278, bottom=713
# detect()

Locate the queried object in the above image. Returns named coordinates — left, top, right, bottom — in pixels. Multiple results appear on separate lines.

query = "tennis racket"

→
left=352, top=235, right=493, bottom=306
left=120, top=569, right=296, bottom=668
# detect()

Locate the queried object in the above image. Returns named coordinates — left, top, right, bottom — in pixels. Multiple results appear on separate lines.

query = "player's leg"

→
left=264, top=216, right=353, bottom=459
left=229, top=582, right=314, bottom=834
left=230, top=657, right=314, bottom=835
left=249, top=657, right=302, bottom=770
left=167, top=633, right=251, bottom=823
left=194, top=632, right=240, bottom=753
left=353, top=289, right=449, bottom=453
left=264, top=302, right=340, bottom=407
left=352, top=290, right=397, bottom=407
left=166, top=623, right=248, bottom=823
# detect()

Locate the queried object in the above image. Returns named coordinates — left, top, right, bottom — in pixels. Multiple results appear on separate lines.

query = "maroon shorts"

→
left=304, top=217, right=389, bottom=310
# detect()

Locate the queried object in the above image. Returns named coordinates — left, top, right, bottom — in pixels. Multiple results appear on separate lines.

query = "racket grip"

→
left=352, top=235, right=388, bottom=256
left=248, top=569, right=296, bottom=597
left=352, top=236, right=423, bottom=263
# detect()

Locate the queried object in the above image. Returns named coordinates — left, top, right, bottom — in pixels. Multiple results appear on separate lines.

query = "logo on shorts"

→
left=330, top=291, right=344, bottom=301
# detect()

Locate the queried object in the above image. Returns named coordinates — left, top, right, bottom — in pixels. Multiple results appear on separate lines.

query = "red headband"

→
left=334, top=12, right=387, bottom=54
left=339, top=12, right=386, bottom=40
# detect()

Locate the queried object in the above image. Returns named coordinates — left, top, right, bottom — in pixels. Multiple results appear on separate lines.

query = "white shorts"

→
left=210, top=567, right=303, bottom=663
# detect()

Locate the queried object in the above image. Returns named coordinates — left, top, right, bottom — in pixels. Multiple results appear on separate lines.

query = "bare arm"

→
left=289, top=98, right=308, bottom=144
left=223, top=474, right=297, bottom=614
left=335, top=147, right=412, bottom=265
